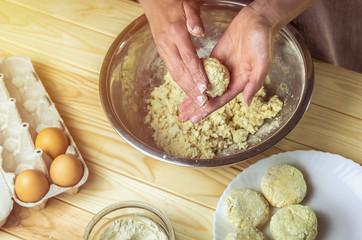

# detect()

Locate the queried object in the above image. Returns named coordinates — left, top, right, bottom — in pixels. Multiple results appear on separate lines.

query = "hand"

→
left=179, top=5, right=276, bottom=123
left=139, top=0, right=209, bottom=106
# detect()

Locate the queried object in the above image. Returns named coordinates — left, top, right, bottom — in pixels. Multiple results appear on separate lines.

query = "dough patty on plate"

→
left=224, top=189, right=269, bottom=228
left=261, top=164, right=307, bottom=207
left=225, top=227, right=265, bottom=240
left=270, top=204, right=318, bottom=240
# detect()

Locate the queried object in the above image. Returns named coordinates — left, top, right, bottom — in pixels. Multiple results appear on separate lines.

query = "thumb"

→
left=242, top=62, right=271, bottom=106
left=183, top=1, right=205, bottom=37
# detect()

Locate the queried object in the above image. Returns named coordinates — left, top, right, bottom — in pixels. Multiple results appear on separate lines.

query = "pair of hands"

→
left=140, top=0, right=276, bottom=123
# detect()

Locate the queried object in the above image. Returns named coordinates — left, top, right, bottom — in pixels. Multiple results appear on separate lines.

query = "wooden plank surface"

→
left=1, top=0, right=362, bottom=239
left=7, top=0, right=143, bottom=37
left=3, top=199, right=92, bottom=239
left=0, top=231, right=21, bottom=240
left=312, top=61, right=362, bottom=119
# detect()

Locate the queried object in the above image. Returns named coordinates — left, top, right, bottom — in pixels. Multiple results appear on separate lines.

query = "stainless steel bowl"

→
left=99, top=0, right=314, bottom=167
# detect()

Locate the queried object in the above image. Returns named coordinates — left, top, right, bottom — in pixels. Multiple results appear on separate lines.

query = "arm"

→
left=139, top=0, right=209, bottom=107
left=179, top=0, right=317, bottom=123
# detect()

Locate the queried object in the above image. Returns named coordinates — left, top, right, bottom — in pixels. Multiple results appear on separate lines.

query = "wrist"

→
left=247, top=2, right=284, bottom=36
left=239, top=4, right=279, bottom=38
left=248, top=0, right=317, bottom=35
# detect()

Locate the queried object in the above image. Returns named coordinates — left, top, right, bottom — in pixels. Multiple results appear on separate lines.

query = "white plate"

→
left=213, top=150, right=362, bottom=240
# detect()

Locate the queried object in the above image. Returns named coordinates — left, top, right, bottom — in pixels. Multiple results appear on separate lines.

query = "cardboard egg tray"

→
left=0, top=56, right=89, bottom=227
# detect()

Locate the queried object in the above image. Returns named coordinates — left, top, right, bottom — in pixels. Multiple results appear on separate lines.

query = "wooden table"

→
left=0, top=0, right=361, bottom=239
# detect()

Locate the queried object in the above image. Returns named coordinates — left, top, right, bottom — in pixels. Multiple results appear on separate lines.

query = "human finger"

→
left=183, top=1, right=205, bottom=37
left=178, top=97, right=193, bottom=113
left=172, top=28, right=209, bottom=99
left=242, top=60, right=271, bottom=106
left=187, top=93, right=232, bottom=124
left=179, top=103, right=196, bottom=122
left=188, top=89, right=241, bottom=123
left=158, top=38, right=208, bottom=107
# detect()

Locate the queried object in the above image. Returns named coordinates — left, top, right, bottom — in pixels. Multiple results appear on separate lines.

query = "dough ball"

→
left=224, top=189, right=270, bottom=228
left=270, top=204, right=318, bottom=240
left=261, top=164, right=307, bottom=207
left=225, top=227, right=265, bottom=240
left=202, top=57, right=230, bottom=97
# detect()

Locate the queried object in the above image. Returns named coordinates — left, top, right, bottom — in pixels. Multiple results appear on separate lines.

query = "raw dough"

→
left=224, top=189, right=270, bottom=228
left=202, top=57, right=230, bottom=97
left=261, top=164, right=307, bottom=207
left=270, top=204, right=318, bottom=240
left=225, top=227, right=265, bottom=240
left=145, top=69, right=283, bottom=159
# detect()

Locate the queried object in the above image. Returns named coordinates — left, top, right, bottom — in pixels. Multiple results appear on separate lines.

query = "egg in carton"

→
left=0, top=56, right=89, bottom=227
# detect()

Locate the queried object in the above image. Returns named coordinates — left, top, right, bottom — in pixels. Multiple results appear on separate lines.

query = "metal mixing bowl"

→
left=99, top=0, right=314, bottom=167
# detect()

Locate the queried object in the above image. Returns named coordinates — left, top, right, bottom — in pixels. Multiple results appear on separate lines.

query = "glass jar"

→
left=83, top=201, right=175, bottom=240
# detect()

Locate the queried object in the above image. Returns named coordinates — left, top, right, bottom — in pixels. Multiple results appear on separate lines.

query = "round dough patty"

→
left=225, top=227, right=265, bottom=240
left=261, top=164, right=307, bottom=207
left=202, top=57, right=230, bottom=97
left=224, top=189, right=270, bottom=228
left=270, top=204, right=318, bottom=240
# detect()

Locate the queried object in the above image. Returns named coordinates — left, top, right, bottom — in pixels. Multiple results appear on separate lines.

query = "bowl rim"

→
left=99, top=0, right=314, bottom=167
left=83, top=201, right=175, bottom=240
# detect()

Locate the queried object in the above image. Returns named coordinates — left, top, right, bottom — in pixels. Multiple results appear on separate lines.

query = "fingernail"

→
left=197, top=83, right=207, bottom=93
left=195, top=95, right=207, bottom=106
left=193, top=26, right=204, bottom=35
left=244, top=98, right=252, bottom=107
left=191, top=115, right=199, bottom=123
left=179, top=113, right=187, bottom=122
left=187, top=23, right=205, bottom=36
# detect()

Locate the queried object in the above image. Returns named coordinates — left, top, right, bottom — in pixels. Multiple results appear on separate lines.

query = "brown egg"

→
left=50, top=154, right=83, bottom=187
left=35, top=127, right=69, bottom=159
left=14, top=169, right=50, bottom=203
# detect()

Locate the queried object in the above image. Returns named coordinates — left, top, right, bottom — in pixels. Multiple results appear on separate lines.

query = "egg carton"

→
left=0, top=56, right=89, bottom=227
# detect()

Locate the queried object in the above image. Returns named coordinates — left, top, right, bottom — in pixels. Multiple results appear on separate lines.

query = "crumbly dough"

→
left=261, top=164, right=307, bottom=207
left=145, top=68, right=283, bottom=159
left=224, top=189, right=270, bottom=228
left=202, top=57, right=230, bottom=97
left=270, top=204, right=318, bottom=240
left=225, top=227, right=265, bottom=240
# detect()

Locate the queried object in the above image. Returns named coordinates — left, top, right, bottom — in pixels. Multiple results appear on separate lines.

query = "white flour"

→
left=99, top=215, right=168, bottom=240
